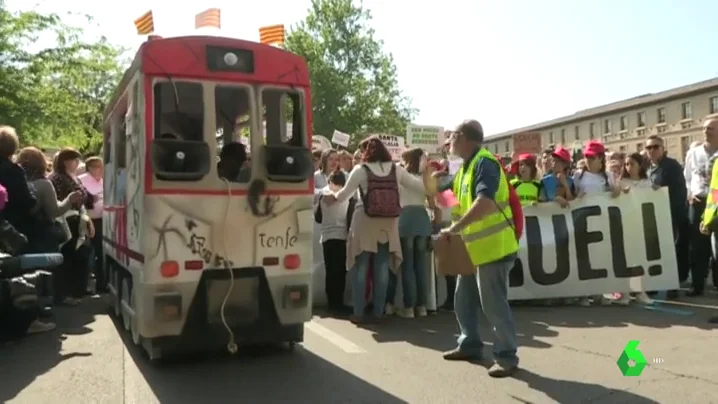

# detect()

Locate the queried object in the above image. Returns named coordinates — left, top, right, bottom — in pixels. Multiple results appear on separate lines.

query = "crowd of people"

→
left=312, top=117, right=718, bottom=378
left=0, top=125, right=105, bottom=343
left=3, top=115, right=718, bottom=378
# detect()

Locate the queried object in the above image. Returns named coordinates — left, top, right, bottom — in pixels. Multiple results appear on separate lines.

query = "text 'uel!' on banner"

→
left=508, top=203, right=662, bottom=287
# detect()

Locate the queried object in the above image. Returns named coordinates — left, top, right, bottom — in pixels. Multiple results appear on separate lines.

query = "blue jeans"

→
left=454, top=257, right=519, bottom=368
left=401, top=236, right=429, bottom=308
left=351, top=243, right=390, bottom=317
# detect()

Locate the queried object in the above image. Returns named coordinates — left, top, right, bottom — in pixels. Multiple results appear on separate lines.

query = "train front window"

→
left=150, top=80, right=210, bottom=182
left=261, top=87, right=312, bottom=182
left=215, top=85, right=253, bottom=183
left=261, top=87, right=305, bottom=147
left=153, top=81, right=204, bottom=141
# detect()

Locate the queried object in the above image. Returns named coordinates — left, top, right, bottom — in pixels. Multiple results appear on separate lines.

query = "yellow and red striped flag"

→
left=259, top=24, right=285, bottom=45
left=195, top=8, right=221, bottom=29
left=133, top=10, right=154, bottom=35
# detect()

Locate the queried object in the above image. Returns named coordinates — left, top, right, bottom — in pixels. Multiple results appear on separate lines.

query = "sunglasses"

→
left=645, top=144, right=660, bottom=150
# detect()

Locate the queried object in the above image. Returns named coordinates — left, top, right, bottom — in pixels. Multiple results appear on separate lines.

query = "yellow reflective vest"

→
left=509, top=179, right=541, bottom=207
left=452, top=148, right=519, bottom=266
left=702, top=158, right=718, bottom=229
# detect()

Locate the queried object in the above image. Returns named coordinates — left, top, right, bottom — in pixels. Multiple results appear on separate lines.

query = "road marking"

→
left=306, top=321, right=367, bottom=354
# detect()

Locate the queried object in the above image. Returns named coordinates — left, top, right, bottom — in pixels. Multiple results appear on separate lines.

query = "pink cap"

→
left=551, top=147, right=571, bottom=163
left=583, top=141, right=606, bottom=158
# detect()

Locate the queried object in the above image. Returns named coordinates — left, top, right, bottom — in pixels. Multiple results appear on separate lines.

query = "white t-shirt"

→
left=573, top=171, right=611, bottom=195
left=317, top=186, right=349, bottom=242
left=684, top=145, right=718, bottom=198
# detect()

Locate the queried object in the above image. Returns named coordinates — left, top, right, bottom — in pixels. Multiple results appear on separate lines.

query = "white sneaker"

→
left=27, top=320, right=56, bottom=334
left=415, top=306, right=428, bottom=317
left=385, top=303, right=395, bottom=316
left=635, top=292, right=653, bottom=305
left=396, top=308, right=415, bottom=318
left=613, top=293, right=631, bottom=306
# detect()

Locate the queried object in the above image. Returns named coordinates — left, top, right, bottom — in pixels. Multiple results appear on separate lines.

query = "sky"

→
left=7, top=0, right=718, bottom=139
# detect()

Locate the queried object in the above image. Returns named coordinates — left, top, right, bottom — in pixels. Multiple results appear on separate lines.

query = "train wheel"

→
left=113, top=270, right=122, bottom=318
left=121, top=278, right=132, bottom=332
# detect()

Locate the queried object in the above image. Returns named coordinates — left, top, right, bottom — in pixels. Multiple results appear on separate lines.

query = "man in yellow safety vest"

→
left=436, top=119, right=520, bottom=378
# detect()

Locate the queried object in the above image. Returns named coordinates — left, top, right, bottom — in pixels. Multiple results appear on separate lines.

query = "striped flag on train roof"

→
left=259, top=24, right=285, bottom=45
left=133, top=10, right=154, bottom=35
left=195, top=8, right=221, bottom=29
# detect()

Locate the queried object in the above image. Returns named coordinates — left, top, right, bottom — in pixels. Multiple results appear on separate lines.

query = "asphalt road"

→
left=2, top=294, right=718, bottom=404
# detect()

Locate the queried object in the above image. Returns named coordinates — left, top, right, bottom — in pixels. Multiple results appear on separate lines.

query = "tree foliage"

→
left=0, top=2, right=126, bottom=154
left=285, top=0, right=416, bottom=148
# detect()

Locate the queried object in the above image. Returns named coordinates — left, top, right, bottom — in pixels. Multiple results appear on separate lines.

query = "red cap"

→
left=517, top=153, right=536, bottom=163
left=551, top=147, right=571, bottom=163
left=583, top=141, right=605, bottom=158
left=507, top=161, right=519, bottom=175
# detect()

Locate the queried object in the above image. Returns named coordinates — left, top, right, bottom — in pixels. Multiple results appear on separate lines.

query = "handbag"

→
left=51, top=215, right=72, bottom=246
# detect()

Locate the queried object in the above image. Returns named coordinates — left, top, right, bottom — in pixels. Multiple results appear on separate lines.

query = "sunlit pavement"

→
left=2, top=293, right=718, bottom=404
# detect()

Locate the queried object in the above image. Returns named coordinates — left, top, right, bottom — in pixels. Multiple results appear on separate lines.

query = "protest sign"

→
left=375, top=134, right=406, bottom=161
left=512, top=132, right=542, bottom=154
left=406, top=124, right=444, bottom=154
left=331, top=130, right=351, bottom=147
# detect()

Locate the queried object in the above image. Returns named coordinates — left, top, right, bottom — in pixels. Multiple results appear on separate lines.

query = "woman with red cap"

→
left=539, top=147, right=575, bottom=208
left=573, top=140, right=621, bottom=306
left=510, top=154, right=541, bottom=206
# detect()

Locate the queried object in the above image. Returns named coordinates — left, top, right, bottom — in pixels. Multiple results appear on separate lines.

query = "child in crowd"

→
left=510, top=154, right=541, bottom=206
left=573, top=141, right=621, bottom=306
left=539, top=146, right=574, bottom=207
left=616, top=152, right=656, bottom=305
left=315, top=170, right=355, bottom=315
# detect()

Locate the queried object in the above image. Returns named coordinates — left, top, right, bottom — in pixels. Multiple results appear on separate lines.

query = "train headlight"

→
left=223, top=52, right=238, bottom=66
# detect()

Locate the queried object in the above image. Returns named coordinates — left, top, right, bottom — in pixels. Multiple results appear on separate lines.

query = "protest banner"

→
left=406, top=124, right=444, bottom=154
left=374, top=134, right=406, bottom=161
left=506, top=188, right=678, bottom=299
left=331, top=130, right=351, bottom=147
left=512, top=132, right=542, bottom=154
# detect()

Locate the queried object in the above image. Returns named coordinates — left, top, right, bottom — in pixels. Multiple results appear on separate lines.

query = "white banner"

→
left=507, top=188, right=678, bottom=300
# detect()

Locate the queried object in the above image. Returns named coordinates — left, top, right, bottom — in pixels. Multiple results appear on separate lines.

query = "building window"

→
left=681, top=102, right=692, bottom=119
left=574, top=125, right=580, bottom=140
left=589, top=122, right=595, bottom=139
left=494, top=144, right=498, bottom=153
left=604, top=119, right=612, bottom=134
left=504, top=141, right=509, bottom=152
left=657, top=107, right=666, bottom=123
left=619, top=115, right=627, bottom=131
left=635, top=143, right=642, bottom=152
left=710, top=96, right=718, bottom=114
left=560, top=129, right=565, bottom=144
left=549, top=131, right=554, bottom=143
left=637, top=111, right=646, bottom=127
left=619, top=145, right=626, bottom=152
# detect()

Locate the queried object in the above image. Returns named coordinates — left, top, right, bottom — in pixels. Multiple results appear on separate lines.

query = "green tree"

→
left=284, top=0, right=416, bottom=148
left=0, top=2, right=125, bottom=154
